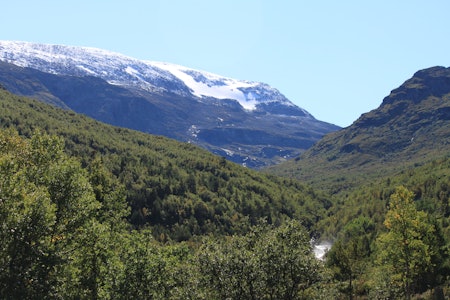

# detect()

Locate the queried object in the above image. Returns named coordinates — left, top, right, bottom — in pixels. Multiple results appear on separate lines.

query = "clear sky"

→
left=2, top=0, right=450, bottom=127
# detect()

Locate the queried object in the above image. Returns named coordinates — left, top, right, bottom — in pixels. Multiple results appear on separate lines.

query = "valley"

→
left=0, top=41, right=449, bottom=298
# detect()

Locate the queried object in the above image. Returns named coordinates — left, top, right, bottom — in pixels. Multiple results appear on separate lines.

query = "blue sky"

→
left=2, top=0, right=450, bottom=127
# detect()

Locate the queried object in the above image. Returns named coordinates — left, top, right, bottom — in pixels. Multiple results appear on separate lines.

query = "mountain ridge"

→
left=0, top=41, right=309, bottom=115
left=268, top=66, right=450, bottom=191
left=0, top=41, right=340, bottom=168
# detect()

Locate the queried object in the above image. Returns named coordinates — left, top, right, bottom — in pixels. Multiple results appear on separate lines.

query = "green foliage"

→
left=0, top=138, right=327, bottom=299
left=268, top=72, right=450, bottom=298
left=0, top=94, right=335, bottom=298
left=0, top=89, right=331, bottom=240
left=1, top=85, right=448, bottom=298
left=0, top=129, right=134, bottom=299
left=0, top=157, right=57, bottom=298
left=0, top=129, right=95, bottom=298
left=113, top=230, right=198, bottom=300
left=198, top=220, right=324, bottom=299
left=372, top=186, right=444, bottom=299
left=319, top=167, right=450, bottom=298
left=326, top=216, right=373, bottom=298
left=87, top=155, right=129, bottom=228
left=316, top=155, right=450, bottom=244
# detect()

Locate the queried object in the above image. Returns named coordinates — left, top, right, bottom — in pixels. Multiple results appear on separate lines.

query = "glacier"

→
left=153, top=61, right=261, bottom=110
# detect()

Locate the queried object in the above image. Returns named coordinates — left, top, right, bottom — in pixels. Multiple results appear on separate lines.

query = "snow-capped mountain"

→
left=0, top=41, right=185, bottom=94
left=0, top=41, right=308, bottom=114
left=0, top=41, right=339, bottom=168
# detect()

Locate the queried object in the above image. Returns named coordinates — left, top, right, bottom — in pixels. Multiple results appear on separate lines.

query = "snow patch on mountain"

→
left=125, top=66, right=140, bottom=76
left=153, top=62, right=260, bottom=110
left=221, top=148, right=235, bottom=157
left=76, top=65, right=96, bottom=75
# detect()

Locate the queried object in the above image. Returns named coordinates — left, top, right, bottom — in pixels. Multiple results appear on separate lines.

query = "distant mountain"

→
left=0, top=41, right=340, bottom=168
left=269, top=66, right=450, bottom=192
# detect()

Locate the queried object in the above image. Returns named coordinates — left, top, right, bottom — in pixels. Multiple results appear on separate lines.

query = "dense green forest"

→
left=0, top=128, right=327, bottom=298
left=1, top=88, right=449, bottom=299
left=0, top=88, right=330, bottom=240
left=320, top=177, right=450, bottom=299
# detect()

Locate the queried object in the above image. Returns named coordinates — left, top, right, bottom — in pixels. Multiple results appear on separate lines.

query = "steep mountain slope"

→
left=0, top=41, right=340, bottom=168
left=269, top=66, right=450, bottom=192
left=0, top=88, right=332, bottom=239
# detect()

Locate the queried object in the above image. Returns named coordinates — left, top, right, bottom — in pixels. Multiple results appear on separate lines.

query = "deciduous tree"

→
left=373, top=186, right=435, bottom=299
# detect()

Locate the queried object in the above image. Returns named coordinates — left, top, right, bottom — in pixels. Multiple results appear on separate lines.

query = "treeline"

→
left=0, top=89, right=330, bottom=240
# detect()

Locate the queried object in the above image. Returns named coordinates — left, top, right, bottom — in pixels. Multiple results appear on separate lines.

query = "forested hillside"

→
left=0, top=127, right=328, bottom=299
left=0, top=86, right=448, bottom=298
left=0, top=87, right=330, bottom=239
left=264, top=66, right=450, bottom=298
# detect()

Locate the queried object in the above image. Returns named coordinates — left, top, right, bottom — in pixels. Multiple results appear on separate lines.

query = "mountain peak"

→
left=382, top=66, right=450, bottom=107
left=413, top=66, right=449, bottom=78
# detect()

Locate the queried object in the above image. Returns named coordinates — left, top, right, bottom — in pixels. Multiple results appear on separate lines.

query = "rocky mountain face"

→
left=0, top=41, right=339, bottom=168
left=269, top=66, right=450, bottom=190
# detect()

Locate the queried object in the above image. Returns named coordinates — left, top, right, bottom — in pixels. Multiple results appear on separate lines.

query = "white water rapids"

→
left=312, top=241, right=332, bottom=260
